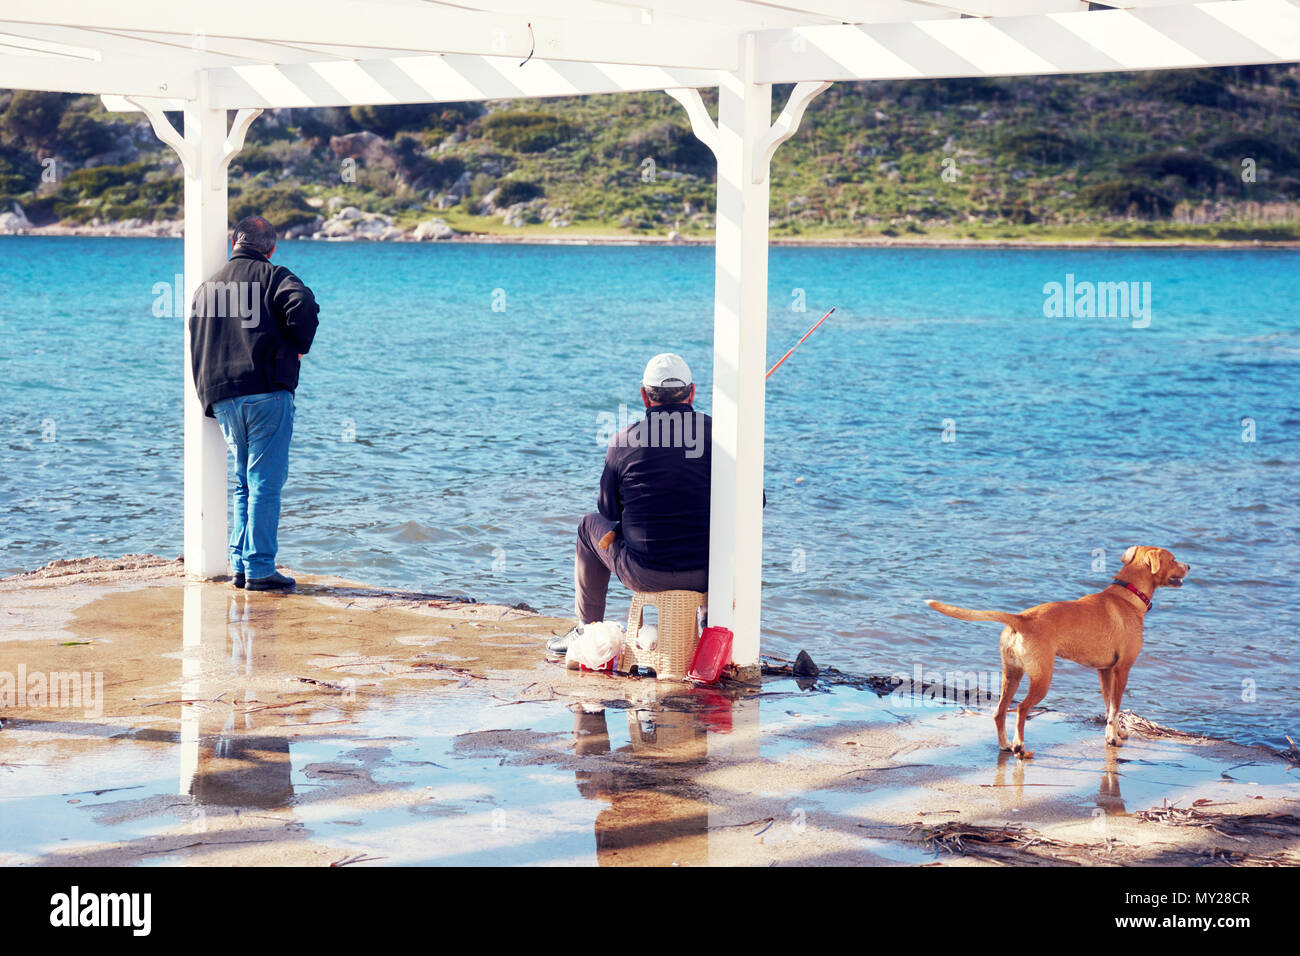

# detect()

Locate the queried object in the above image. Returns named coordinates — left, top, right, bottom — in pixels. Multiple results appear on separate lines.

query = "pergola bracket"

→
left=215, top=108, right=264, bottom=187
left=665, top=87, right=720, bottom=157
left=124, top=95, right=194, bottom=172
left=752, top=80, right=830, bottom=185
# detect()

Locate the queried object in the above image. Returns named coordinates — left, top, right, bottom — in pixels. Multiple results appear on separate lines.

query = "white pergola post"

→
left=709, top=65, right=770, bottom=678
left=181, top=94, right=234, bottom=579
left=673, top=62, right=826, bottom=677
left=129, top=91, right=261, bottom=578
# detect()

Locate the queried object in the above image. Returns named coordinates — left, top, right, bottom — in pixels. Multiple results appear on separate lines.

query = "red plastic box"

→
left=687, top=626, right=733, bottom=684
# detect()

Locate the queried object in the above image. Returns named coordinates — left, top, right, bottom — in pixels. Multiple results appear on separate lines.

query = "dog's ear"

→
left=1121, top=546, right=1138, bottom=566
left=1146, top=549, right=1164, bottom=576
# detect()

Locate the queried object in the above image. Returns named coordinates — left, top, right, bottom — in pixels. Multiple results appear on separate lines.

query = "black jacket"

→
left=189, top=246, right=319, bottom=416
left=599, top=403, right=711, bottom=572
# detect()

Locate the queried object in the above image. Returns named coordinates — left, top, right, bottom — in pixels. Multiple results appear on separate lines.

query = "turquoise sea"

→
left=1, top=237, right=1296, bottom=747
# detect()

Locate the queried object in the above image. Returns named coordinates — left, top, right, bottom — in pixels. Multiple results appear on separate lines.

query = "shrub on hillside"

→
left=229, top=185, right=318, bottom=229
left=1137, top=70, right=1235, bottom=108
left=1207, top=135, right=1298, bottom=168
left=229, top=144, right=283, bottom=175
left=623, top=120, right=712, bottom=173
left=60, top=162, right=153, bottom=199
left=996, top=130, right=1080, bottom=165
left=1, top=91, right=69, bottom=147
left=1079, top=179, right=1173, bottom=218
left=390, top=134, right=465, bottom=190
left=482, top=111, right=576, bottom=152
left=494, top=178, right=543, bottom=206
left=1121, top=151, right=1224, bottom=189
left=349, top=103, right=440, bottom=138
left=56, top=112, right=117, bottom=161
left=895, top=77, right=1011, bottom=109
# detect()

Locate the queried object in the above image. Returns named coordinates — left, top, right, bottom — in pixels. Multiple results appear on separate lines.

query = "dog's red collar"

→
left=1111, top=578, right=1152, bottom=610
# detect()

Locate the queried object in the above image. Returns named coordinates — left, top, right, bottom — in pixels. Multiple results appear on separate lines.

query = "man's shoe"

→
left=245, top=571, right=296, bottom=591
left=232, top=573, right=246, bottom=589
left=546, top=625, right=583, bottom=655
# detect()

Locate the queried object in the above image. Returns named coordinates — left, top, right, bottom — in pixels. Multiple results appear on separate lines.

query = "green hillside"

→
left=3, top=65, right=1299, bottom=242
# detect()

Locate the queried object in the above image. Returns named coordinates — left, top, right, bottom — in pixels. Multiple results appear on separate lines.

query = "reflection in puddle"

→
left=571, top=704, right=710, bottom=865
left=1, top=580, right=1295, bottom=866
left=186, top=588, right=294, bottom=812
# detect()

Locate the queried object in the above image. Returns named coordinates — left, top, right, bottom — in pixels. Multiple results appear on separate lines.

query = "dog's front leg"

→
left=1099, top=666, right=1119, bottom=746
left=1107, top=663, right=1134, bottom=745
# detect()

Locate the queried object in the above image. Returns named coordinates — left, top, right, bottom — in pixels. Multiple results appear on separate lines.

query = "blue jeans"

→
left=212, top=390, right=295, bottom=579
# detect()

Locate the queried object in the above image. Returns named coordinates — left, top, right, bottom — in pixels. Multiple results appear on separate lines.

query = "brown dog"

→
left=925, top=546, right=1190, bottom=759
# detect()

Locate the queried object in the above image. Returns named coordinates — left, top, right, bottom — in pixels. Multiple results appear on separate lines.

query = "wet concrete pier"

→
left=2, top=558, right=1296, bottom=866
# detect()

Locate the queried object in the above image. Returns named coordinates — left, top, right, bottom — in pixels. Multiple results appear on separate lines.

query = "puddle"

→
left=2, top=579, right=1296, bottom=866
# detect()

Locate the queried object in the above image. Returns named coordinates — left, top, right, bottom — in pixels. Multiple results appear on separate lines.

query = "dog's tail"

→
left=925, top=599, right=1022, bottom=628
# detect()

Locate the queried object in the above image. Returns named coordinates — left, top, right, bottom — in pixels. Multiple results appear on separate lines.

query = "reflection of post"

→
left=705, top=691, right=758, bottom=863
left=180, top=584, right=294, bottom=809
left=708, top=689, right=759, bottom=761
left=193, top=592, right=293, bottom=810
left=178, top=582, right=208, bottom=793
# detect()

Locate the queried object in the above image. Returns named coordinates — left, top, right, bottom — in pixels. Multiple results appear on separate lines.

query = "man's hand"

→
left=598, top=530, right=617, bottom=550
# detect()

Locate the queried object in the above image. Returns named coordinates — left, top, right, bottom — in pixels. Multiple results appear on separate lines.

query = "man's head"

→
left=641, top=353, right=694, bottom=407
left=232, top=215, right=277, bottom=258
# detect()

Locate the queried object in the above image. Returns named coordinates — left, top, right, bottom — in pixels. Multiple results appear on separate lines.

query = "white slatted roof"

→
left=0, top=0, right=1297, bottom=105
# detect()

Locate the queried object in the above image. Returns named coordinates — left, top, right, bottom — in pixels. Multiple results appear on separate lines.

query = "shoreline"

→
left=1, top=555, right=1296, bottom=866
left=4, top=222, right=1300, bottom=250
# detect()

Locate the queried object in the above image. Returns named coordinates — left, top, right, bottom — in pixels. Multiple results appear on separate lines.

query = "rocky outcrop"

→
left=0, top=203, right=32, bottom=232
left=329, top=131, right=391, bottom=168
left=412, top=218, right=457, bottom=241
left=314, top=206, right=405, bottom=241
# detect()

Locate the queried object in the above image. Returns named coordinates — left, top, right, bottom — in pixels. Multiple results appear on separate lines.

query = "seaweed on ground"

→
left=1135, top=799, right=1300, bottom=840
left=908, top=814, right=1300, bottom=867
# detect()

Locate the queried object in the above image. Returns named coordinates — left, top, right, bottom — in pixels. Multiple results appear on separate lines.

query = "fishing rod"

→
left=766, top=306, right=835, bottom=379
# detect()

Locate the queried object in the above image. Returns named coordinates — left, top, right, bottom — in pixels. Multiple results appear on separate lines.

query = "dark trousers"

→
left=574, top=513, right=708, bottom=624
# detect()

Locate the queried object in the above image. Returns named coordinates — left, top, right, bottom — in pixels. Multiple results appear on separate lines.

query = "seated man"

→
left=549, top=353, right=711, bottom=654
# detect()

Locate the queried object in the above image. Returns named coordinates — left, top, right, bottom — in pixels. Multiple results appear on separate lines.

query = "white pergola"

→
left=3, top=0, right=1297, bottom=675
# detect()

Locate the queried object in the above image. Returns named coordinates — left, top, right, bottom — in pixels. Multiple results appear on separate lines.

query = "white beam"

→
left=0, top=52, right=196, bottom=97
left=0, top=20, right=433, bottom=66
left=743, top=0, right=960, bottom=20
left=207, top=54, right=722, bottom=108
left=909, top=0, right=1087, bottom=14
left=754, top=0, right=1300, bottom=82
left=598, top=0, right=841, bottom=27
left=2, top=0, right=740, bottom=70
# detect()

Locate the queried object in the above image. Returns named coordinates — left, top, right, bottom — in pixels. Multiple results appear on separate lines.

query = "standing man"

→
left=189, top=215, right=319, bottom=591
left=549, top=353, right=711, bottom=653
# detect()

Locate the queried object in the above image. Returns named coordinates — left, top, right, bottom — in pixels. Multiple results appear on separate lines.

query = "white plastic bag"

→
left=565, top=621, right=624, bottom=670
left=635, top=624, right=658, bottom=652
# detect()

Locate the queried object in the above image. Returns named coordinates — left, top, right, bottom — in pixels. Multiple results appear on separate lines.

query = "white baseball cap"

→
left=642, top=353, right=693, bottom=388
